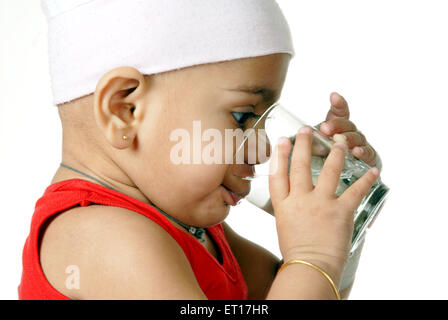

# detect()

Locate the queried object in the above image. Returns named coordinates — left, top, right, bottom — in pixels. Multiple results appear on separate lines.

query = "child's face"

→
left=130, top=53, right=290, bottom=227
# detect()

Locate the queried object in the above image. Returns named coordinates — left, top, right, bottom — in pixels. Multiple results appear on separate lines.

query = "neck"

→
left=53, top=153, right=152, bottom=206
left=55, top=140, right=207, bottom=240
left=52, top=155, right=202, bottom=236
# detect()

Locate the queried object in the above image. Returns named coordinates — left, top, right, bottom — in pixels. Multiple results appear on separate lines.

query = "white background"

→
left=1, top=0, right=447, bottom=299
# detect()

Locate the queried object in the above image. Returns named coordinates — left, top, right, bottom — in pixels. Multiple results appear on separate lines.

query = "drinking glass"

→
left=233, top=102, right=390, bottom=255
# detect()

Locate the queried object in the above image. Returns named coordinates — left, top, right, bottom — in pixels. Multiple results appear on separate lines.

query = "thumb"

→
left=326, top=92, right=350, bottom=121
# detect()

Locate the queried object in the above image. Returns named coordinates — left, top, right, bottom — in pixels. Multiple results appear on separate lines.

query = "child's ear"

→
left=93, top=67, right=147, bottom=149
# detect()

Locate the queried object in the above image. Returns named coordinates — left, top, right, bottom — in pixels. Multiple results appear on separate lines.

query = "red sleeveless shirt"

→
left=18, top=179, right=248, bottom=300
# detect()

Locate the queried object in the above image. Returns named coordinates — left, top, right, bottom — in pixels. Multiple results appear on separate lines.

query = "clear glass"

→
left=234, top=102, right=390, bottom=255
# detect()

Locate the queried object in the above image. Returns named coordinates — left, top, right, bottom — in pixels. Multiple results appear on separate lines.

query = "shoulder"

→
left=40, top=205, right=207, bottom=299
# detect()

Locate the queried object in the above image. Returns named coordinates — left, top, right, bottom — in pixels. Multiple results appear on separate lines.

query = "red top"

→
left=18, top=179, right=248, bottom=300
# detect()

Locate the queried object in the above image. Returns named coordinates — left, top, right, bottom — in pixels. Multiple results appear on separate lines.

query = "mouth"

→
left=220, top=184, right=248, bottom=206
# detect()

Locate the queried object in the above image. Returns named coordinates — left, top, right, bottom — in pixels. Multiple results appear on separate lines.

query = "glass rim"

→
left=233, top=101, right=281, bottom=158
left=233, top=101, right=334, bottom=165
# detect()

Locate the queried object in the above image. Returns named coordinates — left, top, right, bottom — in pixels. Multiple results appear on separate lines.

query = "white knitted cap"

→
left=42, top=0, right=295, bottom=105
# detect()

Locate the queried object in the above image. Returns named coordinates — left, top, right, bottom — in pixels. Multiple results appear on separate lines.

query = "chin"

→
left=194, top=199, right=231, bottom=228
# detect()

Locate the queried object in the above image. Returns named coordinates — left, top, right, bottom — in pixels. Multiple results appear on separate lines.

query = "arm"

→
left=40, top=205, right=208, bottom=299
left=223, top=217, right=368, bottom=300
left=271, top=258, right=352, bottom=300
left=222, top=221, right=280, bottom=300
left=222, top=222, right=368, bottom=300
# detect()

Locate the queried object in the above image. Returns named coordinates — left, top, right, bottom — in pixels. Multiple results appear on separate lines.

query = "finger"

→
left=315, top=142, right=349, bottom=196
left=269, top=137, right=291, bottom=204
left=338, top=131, right=367, bottom=149
left=352, top=145, right=377, bottom=167
left=289, top=126, right=314, bottom=195
left=326, top=92, right=350, bottom=121
left=320, top=118, right=357, bottom=136
left=338, top=167, right=380, bottom=212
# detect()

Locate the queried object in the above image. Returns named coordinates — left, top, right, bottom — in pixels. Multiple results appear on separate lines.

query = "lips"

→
left=221, top=184, right=247, bottom=206
left=221, top=165, right=252, bottom=206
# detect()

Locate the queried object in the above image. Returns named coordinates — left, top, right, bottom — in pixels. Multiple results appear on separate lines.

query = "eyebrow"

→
left=226, top=85, right=277, bottom=103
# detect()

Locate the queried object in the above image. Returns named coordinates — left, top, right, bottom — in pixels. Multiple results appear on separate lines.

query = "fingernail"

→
left=277, top=137, right=289, bottom=145
left=371, top=167, right=379, bottom=176
left=333, top=134, right=347, bottom=144
left=298, top=126, right=312, bottom=135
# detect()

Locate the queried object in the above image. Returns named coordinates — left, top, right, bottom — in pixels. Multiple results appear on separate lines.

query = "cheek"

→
left=140, top=107, right=232, bottom=197
left=168, top=162, right=228, bottom=197
left=143, top=132, right=229, bottom=198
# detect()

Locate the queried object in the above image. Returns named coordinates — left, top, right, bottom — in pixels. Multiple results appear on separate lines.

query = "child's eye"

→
left=232, top=112, right=262, bottom=128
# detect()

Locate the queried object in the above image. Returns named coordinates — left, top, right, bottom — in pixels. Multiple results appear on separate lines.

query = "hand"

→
left=316, top=92, right=378, bottom=167
left=269, top=127, right=380, bottom=284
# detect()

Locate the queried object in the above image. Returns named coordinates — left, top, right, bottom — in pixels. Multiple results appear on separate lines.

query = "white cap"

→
left=42, top=0, right=295, bottom=105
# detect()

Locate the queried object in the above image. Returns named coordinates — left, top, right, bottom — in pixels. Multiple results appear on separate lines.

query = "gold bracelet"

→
left=276, top=259, right=341, bottom=300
